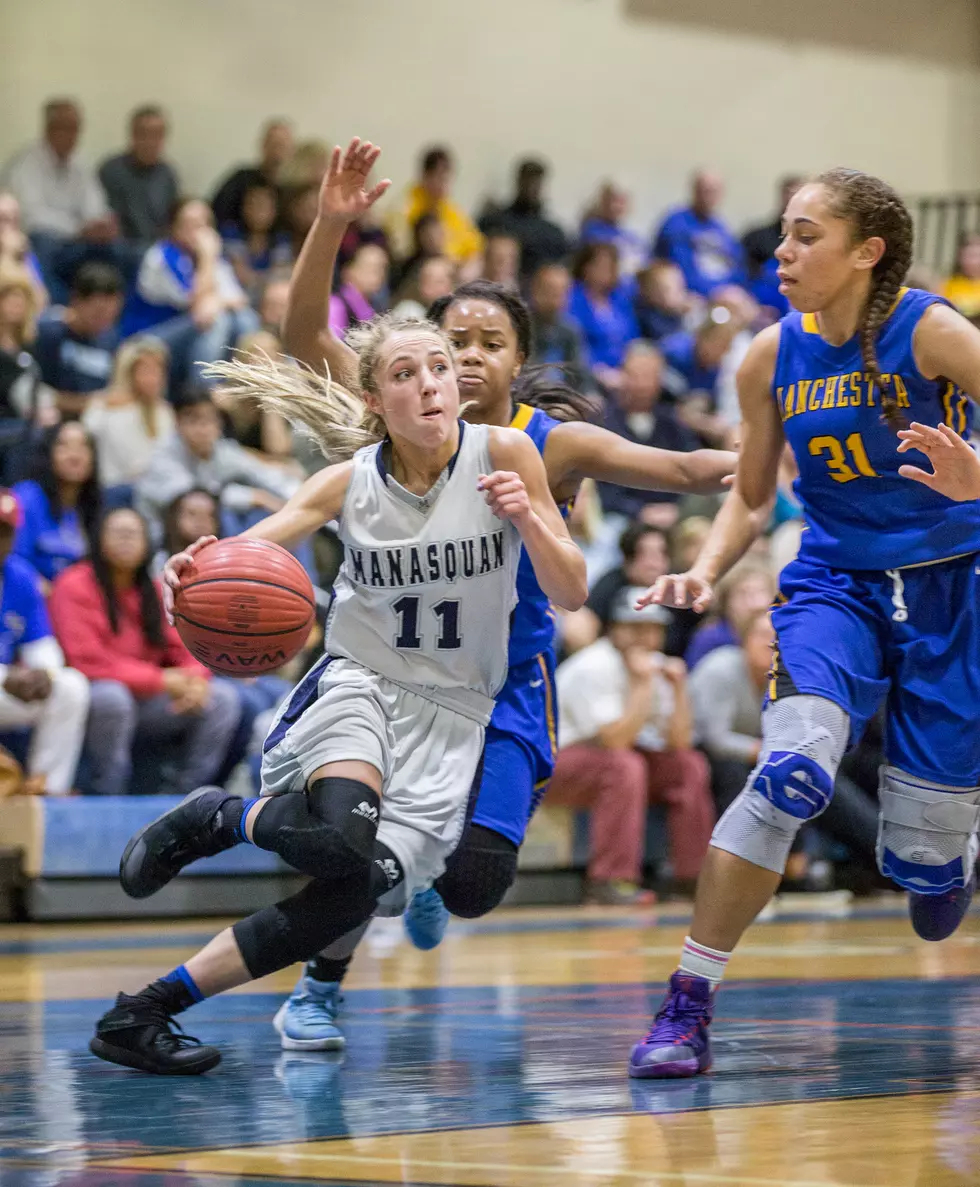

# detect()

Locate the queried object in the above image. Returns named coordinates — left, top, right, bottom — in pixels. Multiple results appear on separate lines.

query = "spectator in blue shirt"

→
left=0, top=487, right=89, bottom=794
left=580, top=182, right=647, bottom=275
left=633, top=260, right=697, bottom=343
left=32, top=261, right=123, bottom=420
left=13, top=421, right=100, bottom=584
left=742, top=176, right=803, bottom=321
left=652, top=171, right=746, bottom=297
left=660, top=306, right=740, bottom=447
left=121, top=198, right=258, bottom=394
left=221, top=181, right=293, bottom=304
left=527, top=262, right=591, bottom=392
left=567, top=242, right=639, bottom=385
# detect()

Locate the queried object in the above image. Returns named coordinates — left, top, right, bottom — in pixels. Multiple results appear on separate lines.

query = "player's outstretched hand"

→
left=319, top=138, right=391, bottom=224
left=478, top=471, right=531, bottom=527
left=161, top=535, right=217, bottom=624
left=897, top=422, right=980, bottom=502
left=636, top=572, right=714, bottom=614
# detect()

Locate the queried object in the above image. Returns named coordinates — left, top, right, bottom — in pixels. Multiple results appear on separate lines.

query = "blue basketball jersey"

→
left=506, top=403, right=574, bottom=666
left=773, top=287, right=980, bottom=569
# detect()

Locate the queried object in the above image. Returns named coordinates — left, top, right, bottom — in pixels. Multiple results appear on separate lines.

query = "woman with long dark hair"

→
left=13, top=421, right=101, bottom=582
left=49, top=507, right=240, bottom=795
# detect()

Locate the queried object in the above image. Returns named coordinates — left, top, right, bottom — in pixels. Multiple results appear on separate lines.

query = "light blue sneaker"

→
left=403, top=887, right=450, bottom=950
left=272, top=975, right=345, bottom=1051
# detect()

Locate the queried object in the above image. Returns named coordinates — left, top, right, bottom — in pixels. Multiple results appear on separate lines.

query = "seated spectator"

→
left=391, top=146, right=483, bottom=270
left=32, top=262, right=123, bottom=419
left=481, top=232, right=520, bottom=289
left=160, top=486, right=220, bottom=566
left=391, top=255, right=455, bottom=320
left=211, top=118, right=294, bottom=231
left=563, top=522, right=673, bottom=658
left=550, top=590, right=713, bottom=903
left=0, top=274, right=47, bottom=439
left=82, top=336, right=175, bottom=506
left=690, top=609, right=880, bottom=874
left=942, top=233, right=980, bottom=322
left=597, top=342, right=700, bottom=530
left=653, top=171, right=746, bottom=297
left=329, top=243, right=388, bottom=337
left=136, top=387, right=297, bottom=537
left=282, top=184, right=321, bottom=261
left=391, top=212, right=447, bottom=292
left=221, top=181, right=292, bottom=302
left=527, top=262, right=590, bottom=390
left=580, top=181, right=647, bottom=275
left=258, top=277, right=291, bottom=336
left=278, top=140, right=331, bottom=193
left=0, top=99, right=119, bottom=301
left=478, top=158, right=568, bottom=279
left=666, top=515, right=713, bottom=658
left=216, top=330, right=295, bottom=465
left=685, top=559, right=776, bottom=670
left=14, top=422, right=100, bottom=583
left=660, top=307, right=740, bottom=447
left=0, top=488, right=89, bottom=795
left=742, top=176, right=802, bottom=319
left=0, top=190, right=48, bottom=306
left=567, top=242, right=639, bottom=382
left=50, top=507, right=240, bottom=795
left=633, top=260, right=695, bottom=343
left=98, top=105, right=180, bottom=250
left=121, top=198, right=259, bottom=392
left=588, top=521, right=671, bottom=628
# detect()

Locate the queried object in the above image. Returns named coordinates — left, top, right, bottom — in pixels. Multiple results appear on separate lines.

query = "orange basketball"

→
left=173, top=537, right=316, bottom=677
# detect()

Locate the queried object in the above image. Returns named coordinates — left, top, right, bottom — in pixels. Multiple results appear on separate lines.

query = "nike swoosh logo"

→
left=529, top=679, right=544, bottom=688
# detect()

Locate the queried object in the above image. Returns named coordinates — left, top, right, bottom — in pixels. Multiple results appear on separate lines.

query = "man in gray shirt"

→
left=99, top=106, right=180, bottom=248
left=136, top=388, right=298, bottom=536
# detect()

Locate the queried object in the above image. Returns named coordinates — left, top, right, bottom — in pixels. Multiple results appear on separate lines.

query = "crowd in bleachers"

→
left=2, top=96, right=966, bottom=901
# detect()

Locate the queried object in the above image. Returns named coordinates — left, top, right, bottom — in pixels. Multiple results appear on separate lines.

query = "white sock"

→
left=678, top=935, right=731, bottom=986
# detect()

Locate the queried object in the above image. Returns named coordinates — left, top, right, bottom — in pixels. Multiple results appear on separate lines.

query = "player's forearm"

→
left=516, top=514, right=588, bottom=611
left=675, top=449, right=737, bottom=494
left=282, top=215, right=350, bottom=375
left=691, top=489, right=770, bottom=585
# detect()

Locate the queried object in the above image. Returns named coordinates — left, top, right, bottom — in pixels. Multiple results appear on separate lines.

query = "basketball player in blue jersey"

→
left=242, top=139, right=736, bottom=1051
left=628, top=167, right=980, bottom=1080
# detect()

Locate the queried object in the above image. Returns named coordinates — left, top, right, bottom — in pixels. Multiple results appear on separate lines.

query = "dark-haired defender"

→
left=264, top=139, right=738, bottom=1050
left=630, top=168, right=980, bottom=1079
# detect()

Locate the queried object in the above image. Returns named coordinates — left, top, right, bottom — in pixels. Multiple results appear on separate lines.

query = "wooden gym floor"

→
left=2, top=896, right=979, bottom=1186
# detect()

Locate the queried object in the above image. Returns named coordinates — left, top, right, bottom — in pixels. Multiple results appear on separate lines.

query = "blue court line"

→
left=0, top=900, right=961, bottom=957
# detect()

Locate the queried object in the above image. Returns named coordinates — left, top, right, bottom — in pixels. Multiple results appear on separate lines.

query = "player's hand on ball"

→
left=638, top=571, right=714, bottom=614
left=162, top=535, right=217, bottom=624
left=478, top=471, right=531, bottom=527
left=897, top=421, right=980, bottom=502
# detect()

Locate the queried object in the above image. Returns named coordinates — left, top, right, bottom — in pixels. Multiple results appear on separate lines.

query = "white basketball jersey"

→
left=324, top=422, right=520, bottom=724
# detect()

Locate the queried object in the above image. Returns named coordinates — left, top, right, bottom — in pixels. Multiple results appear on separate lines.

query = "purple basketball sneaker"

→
left=909, top=872, right=976, bottom=941
left=628, top=971, right=714, bottom=1079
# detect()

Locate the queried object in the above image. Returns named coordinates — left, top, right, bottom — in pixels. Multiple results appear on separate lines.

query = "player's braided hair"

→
left=203, top=314, right=456, bottom=461
left=817, top=168, right=914, bottom=430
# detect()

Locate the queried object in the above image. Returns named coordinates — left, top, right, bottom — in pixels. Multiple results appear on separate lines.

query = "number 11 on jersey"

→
left=393, top=596, right=463, bottom=650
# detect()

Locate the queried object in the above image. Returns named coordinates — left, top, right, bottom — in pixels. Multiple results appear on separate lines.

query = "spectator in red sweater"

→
left=50, top=507, right=240, bottom=795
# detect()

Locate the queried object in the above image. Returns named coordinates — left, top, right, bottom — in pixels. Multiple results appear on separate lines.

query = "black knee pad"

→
left=436, top=825, right=518, bottom=919
left=234, top=840, right=403, bottom=979
left=251, top=777, right=380, bottom=879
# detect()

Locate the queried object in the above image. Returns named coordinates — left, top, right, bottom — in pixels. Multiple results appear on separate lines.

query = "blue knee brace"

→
left=752, top=751, right=834, bottom=820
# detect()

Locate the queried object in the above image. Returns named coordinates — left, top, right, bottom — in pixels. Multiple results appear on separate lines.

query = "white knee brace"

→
left=877, top=766, right=980, bottom=893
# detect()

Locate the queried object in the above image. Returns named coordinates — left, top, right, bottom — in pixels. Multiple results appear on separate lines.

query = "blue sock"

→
left=161, top=964, right=204, bottom=1005
left=238, top=798, right=260, bottom=843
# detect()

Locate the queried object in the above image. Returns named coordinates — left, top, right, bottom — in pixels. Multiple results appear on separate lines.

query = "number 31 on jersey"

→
left=808, top=432, right=878, bottom=484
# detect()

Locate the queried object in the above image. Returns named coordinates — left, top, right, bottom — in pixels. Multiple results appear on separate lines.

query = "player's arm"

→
left=244, top=462, right=354, bottom=548
left=281, top=138, right=390, bottom=382
left=640, top=325, right=783, bottom=613
left=543, top=420, right=736, bottom=499
left=486, top=427, right=588, bottom=611
left=913, top=302, right=980, bottom=401
left=160, top=463, right=353, bottom=622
